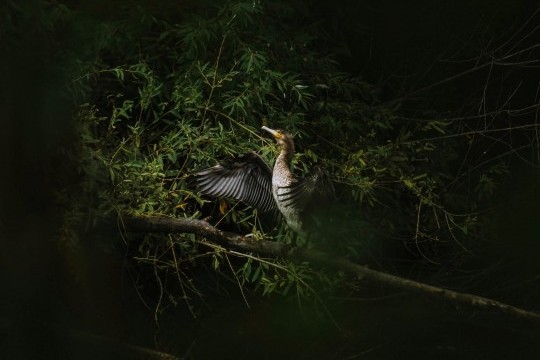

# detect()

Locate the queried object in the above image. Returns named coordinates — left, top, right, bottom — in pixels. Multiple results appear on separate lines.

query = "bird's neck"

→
left=277, top=139, right=294, bottom=166
left=274, top=139, right=295, bottom=183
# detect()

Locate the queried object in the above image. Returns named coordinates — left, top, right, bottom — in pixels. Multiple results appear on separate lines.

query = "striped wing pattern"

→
left=195, top=152, right=277, bottom=212
left=277, top=166, right=334, bottom=211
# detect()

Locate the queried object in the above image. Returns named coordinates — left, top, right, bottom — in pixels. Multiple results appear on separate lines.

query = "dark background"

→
left=1, top=0, right=539, bottom=359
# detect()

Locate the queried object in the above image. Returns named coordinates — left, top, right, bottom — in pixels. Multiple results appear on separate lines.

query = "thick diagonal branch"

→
left=122, top=215, right=540, bottom=322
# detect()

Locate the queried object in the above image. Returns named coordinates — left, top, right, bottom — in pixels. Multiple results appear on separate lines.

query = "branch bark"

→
left=122, top=215, right=540, bottom=322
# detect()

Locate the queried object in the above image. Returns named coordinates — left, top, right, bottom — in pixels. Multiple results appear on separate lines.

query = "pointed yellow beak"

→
left=262, top=126, right=282, bottom=139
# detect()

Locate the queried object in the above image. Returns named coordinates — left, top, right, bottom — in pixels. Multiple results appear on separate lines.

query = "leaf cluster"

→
left=54, top=0, right=526, bottom=314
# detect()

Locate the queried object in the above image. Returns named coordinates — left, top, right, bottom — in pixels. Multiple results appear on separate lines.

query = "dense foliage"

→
left=22, top=0, right=536, bottom=316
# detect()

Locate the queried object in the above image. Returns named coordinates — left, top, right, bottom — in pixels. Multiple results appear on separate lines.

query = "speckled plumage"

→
left=193, top=126, right=333, bottom=235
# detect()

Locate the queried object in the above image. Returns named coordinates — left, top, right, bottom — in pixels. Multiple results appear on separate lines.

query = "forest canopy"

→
left=2, top=0, right=539, bottom=358
left=41, top=0, right=539, bottom=307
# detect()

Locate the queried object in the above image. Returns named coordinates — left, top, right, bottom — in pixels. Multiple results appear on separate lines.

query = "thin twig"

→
left=122, top=214, right=540, bottom=322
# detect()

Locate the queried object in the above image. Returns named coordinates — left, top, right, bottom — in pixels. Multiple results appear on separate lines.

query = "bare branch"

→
left=122, top=215, right=540, bottom=322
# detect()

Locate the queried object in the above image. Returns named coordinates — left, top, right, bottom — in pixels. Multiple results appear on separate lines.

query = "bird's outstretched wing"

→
left=277, top=166, right=335, bottom=211
left=193, top=151, right=277, bottom=212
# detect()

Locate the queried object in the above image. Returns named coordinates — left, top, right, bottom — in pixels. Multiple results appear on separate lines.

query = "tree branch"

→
left=122, top=215, right=540, bottom=322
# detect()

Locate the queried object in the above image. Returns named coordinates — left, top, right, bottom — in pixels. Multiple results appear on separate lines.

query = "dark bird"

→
left=193, top=126, right=334, bottom=235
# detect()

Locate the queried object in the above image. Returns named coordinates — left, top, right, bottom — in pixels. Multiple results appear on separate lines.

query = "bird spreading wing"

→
left=193, top=151, right=277, bottom=213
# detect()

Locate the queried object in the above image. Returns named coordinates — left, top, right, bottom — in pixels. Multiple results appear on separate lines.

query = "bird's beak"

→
left=262, top=126, right=282, bottom=139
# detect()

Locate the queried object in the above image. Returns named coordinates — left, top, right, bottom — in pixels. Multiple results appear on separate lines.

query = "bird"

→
left=193, top=126, right=334, bottom=236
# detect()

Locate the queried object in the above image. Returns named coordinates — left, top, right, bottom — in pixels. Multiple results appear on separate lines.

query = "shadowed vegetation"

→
left=2, top=0, right=539, bottom=359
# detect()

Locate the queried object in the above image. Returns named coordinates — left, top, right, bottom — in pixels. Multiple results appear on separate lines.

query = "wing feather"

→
left=277, top=166, right=334, bottom=211
left=194, top=151, right=276, bottom=212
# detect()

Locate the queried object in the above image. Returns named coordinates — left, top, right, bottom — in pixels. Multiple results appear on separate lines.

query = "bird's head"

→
left=261, top=126, right=294, bottom=148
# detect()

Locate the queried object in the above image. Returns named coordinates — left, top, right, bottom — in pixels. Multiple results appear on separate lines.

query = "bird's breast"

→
left=272, top=175, right=304, bottom=234
left=270, top=156, right=305, bottom=233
